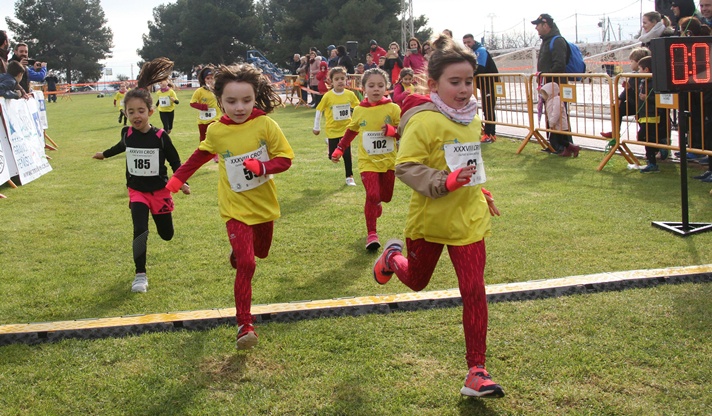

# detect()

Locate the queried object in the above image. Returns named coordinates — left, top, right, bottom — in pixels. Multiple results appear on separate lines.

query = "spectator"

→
left=403, top=37, right=426, bottom=74
left=9, top=42, right=46, bottom=92
left=0, top=60, right=28, bottom=99
left=355, top=63, right=365, bottom=74
left=0, top=30, right=9, bottom=74
left=326, top=45, right=338, bottom=68
left=700, top=0, right=712, bottom=25
left=45, top=70, right=59, bottom=103
left=635, top=56, right=667, bottom=173
left=637, top=11, right=673, bottom=47
left=308, top=47, right=323, bottom=107
left=442, top=28, right=453, bottom=38
left=363, top=53, right=377, bottom=70
left=336, top=45, right=355, bottom=74
left=291, top=54, right=301, bottom=74
left=671, top=0, right=702, bottom=33
left=368, top=40, right=387, bottom=64
left=422, top=40, right=433, bottom=61
left=383, top=41, right=404, bottom=84
left=532, top=14, right=567, bottom=81
left=463, top=33, right=500, bottom=143
left=656, top=0, right=678, bottom=25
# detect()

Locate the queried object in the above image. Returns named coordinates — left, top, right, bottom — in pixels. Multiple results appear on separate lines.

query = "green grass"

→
left=0, top=91, right=710, bottom=414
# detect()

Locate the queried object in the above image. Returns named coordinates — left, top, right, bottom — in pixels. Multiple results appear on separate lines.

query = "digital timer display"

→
left=650, top=36, right=712, bottom=92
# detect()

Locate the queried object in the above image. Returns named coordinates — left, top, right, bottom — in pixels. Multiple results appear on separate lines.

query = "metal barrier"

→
left=609, top=72, right=712, bottom=169
left=475, top=73, right=534, bottom=141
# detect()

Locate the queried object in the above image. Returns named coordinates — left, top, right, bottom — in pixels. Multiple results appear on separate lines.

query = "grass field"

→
left=0, top=90, right=710, bottom=414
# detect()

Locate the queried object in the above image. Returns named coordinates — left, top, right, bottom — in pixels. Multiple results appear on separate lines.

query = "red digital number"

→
left=669, top=42, right=711, bottom=85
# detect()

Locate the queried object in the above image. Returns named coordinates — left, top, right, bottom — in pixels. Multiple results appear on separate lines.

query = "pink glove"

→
left=331, top=147, right=343, bottom=161
left=243, top=158, right=264, bottom=176
left=165, top=176, right=184, bottom=193
left=383, top=124, right=397, bottom=137
left=445, top=168, right=470, bottom=192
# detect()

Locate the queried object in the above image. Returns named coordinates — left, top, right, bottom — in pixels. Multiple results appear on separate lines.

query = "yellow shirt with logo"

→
left=346, top=102, right=401, bottom=173
left=114, top=91, right=126, bottom=110
left=316, top=89, right=360, bottom=138
left=190, top=87, right=222, bottom=124
left=198, top=116, right=294, bottom=225
left=396, top=111, right=491, bottom=246
left=156, top=89, right=178, bottom=112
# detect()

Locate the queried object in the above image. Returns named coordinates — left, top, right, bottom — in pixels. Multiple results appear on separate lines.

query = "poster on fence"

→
left=0, top=97, right=52, bottom=185
left=32, top=90, right=48, bottom=129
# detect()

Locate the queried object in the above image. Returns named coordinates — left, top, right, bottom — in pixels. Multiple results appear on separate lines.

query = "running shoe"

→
left=460, top=365, right=505, bottom=398
left=236, top=324, right=259, bottom=350
left=373, top=239, right=403, bottom=285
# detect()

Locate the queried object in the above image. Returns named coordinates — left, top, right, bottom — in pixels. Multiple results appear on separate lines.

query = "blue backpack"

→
left=549, top=35, right=586, bottom=78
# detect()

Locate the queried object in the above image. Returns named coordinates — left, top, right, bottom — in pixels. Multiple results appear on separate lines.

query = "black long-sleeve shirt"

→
left=102, top=126, right=182, bottom=192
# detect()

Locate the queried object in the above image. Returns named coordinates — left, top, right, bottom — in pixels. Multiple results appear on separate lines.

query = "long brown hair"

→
left=124, top=57, right=174, bottom=110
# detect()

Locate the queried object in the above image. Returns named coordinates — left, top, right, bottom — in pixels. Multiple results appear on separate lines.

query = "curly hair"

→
left=213, top=63, right=282, bottom=114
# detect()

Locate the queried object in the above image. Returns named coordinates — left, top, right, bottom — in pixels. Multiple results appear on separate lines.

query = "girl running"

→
left=313, top=66, right=360, bottom=186
left=331, top=68, right=400, bottom=250
left=392, top=67, right=416, bottom=107
left=190, top=66, right=222, bottom=161
left=166, top=63, right=294, bottom=350
left=93, top=58, right=190, bottom=293
left=372, top=35, right=505, bottom=398
left=113, top=83, right=128, bottom=126
left=155, top=80, right=179, bottom=134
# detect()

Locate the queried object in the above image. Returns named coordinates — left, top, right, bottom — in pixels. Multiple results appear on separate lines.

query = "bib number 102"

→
left=372, top=139, right=387, bottom=150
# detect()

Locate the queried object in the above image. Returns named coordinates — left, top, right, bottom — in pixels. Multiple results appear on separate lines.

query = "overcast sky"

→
left=1, top=0, right=650, bottom=78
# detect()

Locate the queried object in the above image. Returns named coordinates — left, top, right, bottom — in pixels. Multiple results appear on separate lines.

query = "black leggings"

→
left=118, top=109, right=127, bottom=125
left=159, top=111, right=175, bottom=132
left=131, top=202, right=174, bottom=274
left=328, top=138, right=353, bottom=178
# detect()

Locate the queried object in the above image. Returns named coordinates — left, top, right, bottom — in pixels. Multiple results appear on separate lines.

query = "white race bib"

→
left=159, top=96, right=171, bottom=107
left=225, top=145, right=272, bottom=193
left=443, top=141, right=486, bottom=186
left=126, top=147, right=160, bottom=177
left=199, top=108, right=217, bottom=120
left=331, top=104, right=351, bottom=121
left=362, top=131, right=394, bottom=155
left=120, top=99, right=125, bottom=107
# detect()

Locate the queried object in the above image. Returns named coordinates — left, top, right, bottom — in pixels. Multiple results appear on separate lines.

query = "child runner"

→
left=190, top=66, right=222, bottom=162
left=372, top=35, right=505, bottom=398
left=313, top=66, right=360, bottom=186
left=392, top=67, right=415, bottom=107
left=114, top=83, right=128, bottom=126
left=92, top=58, right=190, bottom=293
left=331, top=68, right=400, bottom=250
left=155, top=80, right=179, bottom=134
left=166, top=63, right=294, bottom=350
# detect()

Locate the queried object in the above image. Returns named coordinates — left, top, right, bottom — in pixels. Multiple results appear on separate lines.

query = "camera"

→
left=27, top=59, right=36, bottom=66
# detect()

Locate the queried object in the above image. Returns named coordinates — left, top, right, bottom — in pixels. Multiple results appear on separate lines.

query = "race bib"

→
left=120, top=99, right=124, bottom=107
left=362, top=131, right=394, bottom=155
left=199, top=108, right=217, bottom=120
left=331, top=104, right=351, bottom=121
left=443, top=142, right=486, bottom=186
left=225, top=145, right=272, bottom=193
left=159, top=97, right=171, bottom=107
left=126, top=147, right=160, bottom=177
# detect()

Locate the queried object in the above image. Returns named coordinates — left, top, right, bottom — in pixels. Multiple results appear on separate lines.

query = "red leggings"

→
left=389, top=238, right=489, bottom=368
left=360, top=170, right=395, bottom=234
left=226, top=219, right=274, bottom=326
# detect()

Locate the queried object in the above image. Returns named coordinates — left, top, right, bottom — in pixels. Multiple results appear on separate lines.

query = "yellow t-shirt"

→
left=396, top=111, right=491, bottom=246
left=190, top=87, right=222, bottom=124
left=346, top=102, right=401, bottom=173
left=156, top=89, right=178, bottom=112
left=316, top=89, right=360, bottom=138
left=198, top=116, right=294, bottom=225
left=114, top=91, right=126, bottom=110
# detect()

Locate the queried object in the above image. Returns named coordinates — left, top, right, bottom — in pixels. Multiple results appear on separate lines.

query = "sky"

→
left=0, top=0, right=654, bottom=79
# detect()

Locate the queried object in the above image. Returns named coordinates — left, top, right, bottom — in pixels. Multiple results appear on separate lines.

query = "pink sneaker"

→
left=460, top=365, right=505, bottom=398
left=372, top=239, right=403, bottom=285
left=236, top=323, right=258, bottom=350
left=365, top=232, right=380, bottom=251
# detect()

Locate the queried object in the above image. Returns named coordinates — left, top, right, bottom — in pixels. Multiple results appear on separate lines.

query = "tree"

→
left=5, top=0, right=113, bottom=84
left=138, top=0, right=261, bottom=76
left=256, top=0, right=403, bottom=67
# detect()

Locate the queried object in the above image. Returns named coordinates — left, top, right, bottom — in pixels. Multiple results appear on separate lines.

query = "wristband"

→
left=165, top=176, right=184, bottom=193
left=445, top=168, right=470, bottom=192
left=243, top=158, right=264, bottom=176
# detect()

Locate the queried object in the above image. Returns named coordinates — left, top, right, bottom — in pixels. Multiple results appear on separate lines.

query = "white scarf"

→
left=430, top=92, right=478, bottom=125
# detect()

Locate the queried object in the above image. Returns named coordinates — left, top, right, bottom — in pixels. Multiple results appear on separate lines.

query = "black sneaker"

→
left=693, top=170, right=712, bottom=180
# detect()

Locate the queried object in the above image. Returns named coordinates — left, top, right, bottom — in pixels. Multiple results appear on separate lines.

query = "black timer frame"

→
left=649, top=37, right=712, bottom=236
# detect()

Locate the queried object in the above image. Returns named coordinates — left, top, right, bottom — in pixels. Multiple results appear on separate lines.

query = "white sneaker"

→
left=345, top=177, right=356, bottom=186
left=131, top=273, right=148, bottom=293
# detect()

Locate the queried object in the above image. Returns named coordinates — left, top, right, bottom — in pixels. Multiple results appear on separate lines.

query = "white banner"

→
left=0, top=97, right=52, bottom=185
left=32, top=90, right=48, bottom=130
left=0, top=123, right=11, bottom=184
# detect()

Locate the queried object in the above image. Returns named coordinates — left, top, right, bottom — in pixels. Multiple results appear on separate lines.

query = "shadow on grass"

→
left=457, top=397, right=503, bottom=415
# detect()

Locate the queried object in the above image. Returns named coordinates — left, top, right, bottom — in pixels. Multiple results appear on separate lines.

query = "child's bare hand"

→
left=312, top=129, right=320, bottom=135
left=458, top=165, right=477, bottom=181
left=92, top=152, right=105, bottom=160
left=180, top=183, right=191, bottom=195
left=484, top=192, right=500, bottom=217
